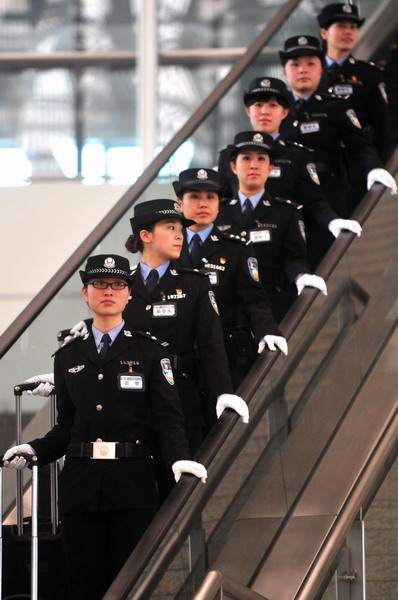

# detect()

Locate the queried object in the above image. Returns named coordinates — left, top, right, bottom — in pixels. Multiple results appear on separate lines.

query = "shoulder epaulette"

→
left=224, top=232, right=247, bottom=244
left=273, top=196, right=303, bottom=210
left=135, top=330, right=169, bottom=347
left=130, top=264, right=138, bottom=274
left=52, top=333, right=84, bottom=357
left=354, top=57, right=382, bottom=71
left=180, top=267, right=208, bottom=277
left=316, top=91, right=349, bottom=101
left=282, top=139, right=314, bottom=153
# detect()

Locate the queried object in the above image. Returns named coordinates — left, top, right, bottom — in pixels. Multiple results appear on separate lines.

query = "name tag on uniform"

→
left=334, top=84, right=353, bottom=95
left=249, top=229, right=271, bottom=243
left=204, top=270, right=219, bottom=286
left=118, top=372, right=145, bottom=391
left=153, top=303, right=177, bottom=317
left=300, top=121, right=320, bottom=134
left=269, top=166, right=281, bottom=178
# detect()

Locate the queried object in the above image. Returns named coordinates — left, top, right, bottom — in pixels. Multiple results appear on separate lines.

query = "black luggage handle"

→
left=13, top=383, right=41, bottom=395
left=0, top=452, right=38, bottom=467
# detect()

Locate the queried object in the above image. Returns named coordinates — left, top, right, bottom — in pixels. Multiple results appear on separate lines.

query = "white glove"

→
left=328, top=218, right=362, bottom=238
left=367, top=168, right=397, bottom=195
left=216, top=393, right=249, bottom=423
left=258, top=335, right=288, bottom=355
left=62, top=320, right=88, bottom=345
left=24, top=373, right=55, bottom=397
left=296, top=273, right=327, bottom=296
left=172, top=460, right=207, bottom=483
left=3, top=444, right=36, bottom=470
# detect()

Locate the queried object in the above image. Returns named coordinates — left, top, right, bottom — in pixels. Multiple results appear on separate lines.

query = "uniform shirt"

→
left=139, top=261, right=169, bottom=282
left=319, top=54, right=391, bottom=162
left=217, top=138, right=338, bottom=230
left=123, top=262, right=233, bottom=424
left=215, top=191, right=310, bottom=295
left=178, top=225, right=282, bottom=342
left=92, top=322, right=124, bottom=352
left=280, top=91, right=383, bottom=215
left=30, top=325, right=190, bottom=514
left=281, top=91, right=382, bottom=175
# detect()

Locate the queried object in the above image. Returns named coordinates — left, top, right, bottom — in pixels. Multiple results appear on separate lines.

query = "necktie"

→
left=328, top=62, right=340, bottom=81
left=242, top=198, right=253, bottom=222
left=295, top=98, right=305, bottom=114
left=189, top=233, right=202, bottom=267
left=145, top=268, right=159, bottom=294
left=99, top=333, right=111, bottom=361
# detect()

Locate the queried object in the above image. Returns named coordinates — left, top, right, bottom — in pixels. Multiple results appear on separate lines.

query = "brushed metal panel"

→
left=213, top=517, right=283, bottom=585
left=251, top=516, right=335, bottom=600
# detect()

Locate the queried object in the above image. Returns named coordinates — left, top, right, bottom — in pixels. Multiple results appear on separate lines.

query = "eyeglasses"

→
left=87, top=280, right=129, bottom=290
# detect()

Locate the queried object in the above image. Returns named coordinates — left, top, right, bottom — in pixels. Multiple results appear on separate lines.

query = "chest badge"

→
left=68, top=365, right=85, bottom=373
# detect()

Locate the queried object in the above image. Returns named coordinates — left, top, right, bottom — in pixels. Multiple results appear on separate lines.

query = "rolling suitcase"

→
left=1, top=382, right=67, bottom=600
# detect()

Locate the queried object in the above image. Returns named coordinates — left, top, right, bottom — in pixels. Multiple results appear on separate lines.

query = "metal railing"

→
left=0, top=0, right=303, bottom=359
left=194, top=570, right=269, bottom=600
left=102, top=148, right=398, bottom=600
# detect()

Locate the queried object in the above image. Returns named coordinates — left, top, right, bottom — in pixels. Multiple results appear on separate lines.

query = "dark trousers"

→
left=62, top=508, right=155, bottom=600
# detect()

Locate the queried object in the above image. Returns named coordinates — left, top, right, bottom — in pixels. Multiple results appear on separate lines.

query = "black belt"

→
left=171, top=354, right=196, bottom=374
left=66, top=441, right=150, bottom=460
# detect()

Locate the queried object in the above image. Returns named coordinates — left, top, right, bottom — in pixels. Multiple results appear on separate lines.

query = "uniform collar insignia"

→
left=83, top=332, right=90, bottom=340
left=229, top=199, right=238, bottom=205
left=124, top=330, right=132, bottom=337
left=170, top=269, right=178, bottom=275
left=210, top=234, right=219, bottom=241
left=263, top=199, right=271, bottom=206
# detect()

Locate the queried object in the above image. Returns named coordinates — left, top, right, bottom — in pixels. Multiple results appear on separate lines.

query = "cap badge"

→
left=343, top=4, right=352, bottom=13
left=298, top=36, right=308, bottom=46
left=261, top=79, right=271, bottom=87
left=197, top=169, right=208, bottom=180
left=104, top=257, right=116, bottom=269
left=173, top=202, right=182, bottom=214
left=253, top=133, right=264, bottom=142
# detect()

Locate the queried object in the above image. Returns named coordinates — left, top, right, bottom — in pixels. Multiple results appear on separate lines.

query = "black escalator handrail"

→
left=0, top=0, right=302, bottom=360
left=104, top=147, right=398, bottom=600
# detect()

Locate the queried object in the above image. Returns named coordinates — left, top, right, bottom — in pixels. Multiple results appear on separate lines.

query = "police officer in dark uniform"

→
left=216, top=131, right=327, bottom=323
left=172, top=167, right=288, bottom=389
left=3, top=254, right=207, bottom=600
left=317, top=3, right=392, bottom=211
left=217, top=76, right=362, bottom=268
left=124, top=199, right=248, bottom=447
left=318, top=3, right=390, bottom=162
left=279, top=34, right=396, bottom=227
